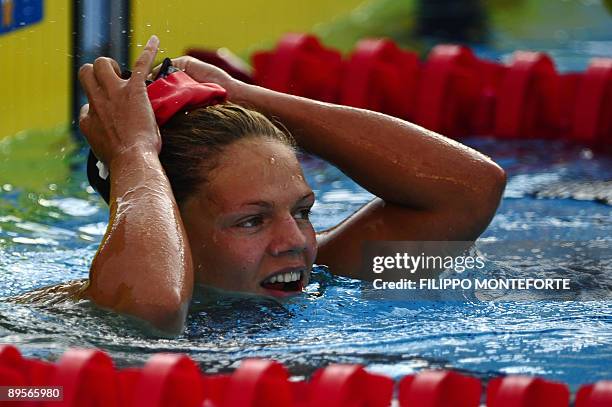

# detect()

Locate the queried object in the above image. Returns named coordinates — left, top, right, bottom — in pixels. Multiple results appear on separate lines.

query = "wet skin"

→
left=64, top=44, right=506, bottom=333
left=180, top=138, right=317, bottom=297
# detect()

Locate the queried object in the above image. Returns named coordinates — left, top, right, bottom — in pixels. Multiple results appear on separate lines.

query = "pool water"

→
left=1, top=52, right=611, bottom=393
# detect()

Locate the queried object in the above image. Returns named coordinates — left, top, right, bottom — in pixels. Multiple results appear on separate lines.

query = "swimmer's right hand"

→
left=152, top=56, right=246, bottom=102
left=78, top=35, right=162, bottom=167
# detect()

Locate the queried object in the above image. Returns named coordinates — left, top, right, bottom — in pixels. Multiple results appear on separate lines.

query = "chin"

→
left=258, top=285, right=304, bottom=298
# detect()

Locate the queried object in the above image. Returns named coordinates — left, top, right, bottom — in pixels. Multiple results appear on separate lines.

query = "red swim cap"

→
left=147, top=70, right=227, bottom=126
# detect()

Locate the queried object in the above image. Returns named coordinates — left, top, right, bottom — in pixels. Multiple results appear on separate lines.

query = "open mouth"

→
left=260, top=269, right=305, bottom=293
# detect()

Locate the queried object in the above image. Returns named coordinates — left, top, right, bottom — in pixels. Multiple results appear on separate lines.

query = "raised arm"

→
left=169, top=56, right=506, bottom=280
left=79, top=37, right=193, bottom=334
left=233, top=85, right=506, bottom=278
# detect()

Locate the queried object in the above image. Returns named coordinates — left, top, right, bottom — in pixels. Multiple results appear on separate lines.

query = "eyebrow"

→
left=240, top=191, right=315, bottom=209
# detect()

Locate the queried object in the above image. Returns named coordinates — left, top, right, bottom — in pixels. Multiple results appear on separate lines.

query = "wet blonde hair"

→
left=159, top=103, right=296, bottom=204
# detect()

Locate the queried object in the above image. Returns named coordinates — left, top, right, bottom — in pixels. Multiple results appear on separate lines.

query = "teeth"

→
left=263, top=270, right=303, bottom=285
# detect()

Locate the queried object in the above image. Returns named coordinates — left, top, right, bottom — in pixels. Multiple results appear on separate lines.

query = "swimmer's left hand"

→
left=78, top=35, right=162, bottom=167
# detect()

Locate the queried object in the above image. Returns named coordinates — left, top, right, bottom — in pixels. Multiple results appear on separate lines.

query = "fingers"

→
left=79, top=104, right=91, bottom=134
left=93, top=57, right=122, bottom=94
left=150, top=56, right=189, bottom=80
left=78, top=64, right=103, bottom=110
left=131, top=35, right=159, bottom=82
left=79, top=103, right=90, bottom=122
left=79, top=103, right=107, bottom=147
left=79, top=57, right=123, bottom=117
left=79, top=103, right=101, bottom=131
left=110, top=58, right=122, bottom=76
left=169, top=56, right=192, bottom=71
left=150, top=61, right=163, bottom=80
left=79, top=103, right=99, bottom=125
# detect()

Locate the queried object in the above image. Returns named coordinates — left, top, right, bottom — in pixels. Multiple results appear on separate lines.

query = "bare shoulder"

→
left=6, top=279, right=90, bottom=305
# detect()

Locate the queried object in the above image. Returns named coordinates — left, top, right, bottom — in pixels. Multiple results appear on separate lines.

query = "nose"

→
left=268, top=214, right=308, bottom=257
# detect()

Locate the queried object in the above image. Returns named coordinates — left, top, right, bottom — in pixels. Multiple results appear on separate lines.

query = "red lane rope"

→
left=215, top=33, right=611, bottom=152
left=1, top=344, right=611, bottom=406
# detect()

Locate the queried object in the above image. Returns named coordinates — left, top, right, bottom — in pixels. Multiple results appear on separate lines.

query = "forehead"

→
left=204, top=138, right=311, bottom=210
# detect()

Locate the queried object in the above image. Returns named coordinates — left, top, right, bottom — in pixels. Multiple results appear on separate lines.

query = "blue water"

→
left=1, top=47, right=611, bottom=393
left=1, top=136, right=610, bottom=391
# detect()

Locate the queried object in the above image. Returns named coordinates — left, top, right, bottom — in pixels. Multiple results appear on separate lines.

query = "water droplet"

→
left=269, top=157, right=276, bottom=164
left=146, top=23, right=151, bottom=27
left=121, top=30, right=127, bottom=34
left=580, top=149, right=593, bottom=160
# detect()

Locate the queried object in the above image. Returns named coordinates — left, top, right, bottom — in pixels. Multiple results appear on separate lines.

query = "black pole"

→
left=415, top=0, right=489, bottom=44
left=70, top=0, right=131, bottom=140
left=70, top=0, right=84, bottom=136
left=109, top=0, right=131, bottom=71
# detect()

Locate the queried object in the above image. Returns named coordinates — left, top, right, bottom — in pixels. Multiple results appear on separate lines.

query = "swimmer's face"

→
left=180, top=138, right=317, bottom=298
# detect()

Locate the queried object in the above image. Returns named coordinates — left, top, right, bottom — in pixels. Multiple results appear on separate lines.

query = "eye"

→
left=236, top=216, right=264, bottom=229
left=294, top=207, right=312, bottom=221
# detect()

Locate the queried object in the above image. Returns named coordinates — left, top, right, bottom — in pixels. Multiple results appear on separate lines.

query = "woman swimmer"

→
left=16, top=36, right=506, bottom=334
